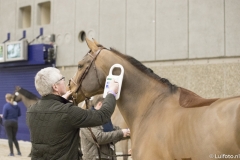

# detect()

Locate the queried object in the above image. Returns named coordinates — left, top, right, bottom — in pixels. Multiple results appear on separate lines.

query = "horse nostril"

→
left=68, top=80, right=71, bottom=87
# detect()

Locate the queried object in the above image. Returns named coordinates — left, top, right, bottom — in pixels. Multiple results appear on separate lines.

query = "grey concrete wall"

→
left=17, top=0, right=34, bottom=42
left=0, top=0, right=240, bottom=97
left=225, top=0, right=240, bottom=56
left=126, top=0, right=156, bottom=61
left=99, top=0, right=126, bottom=53
left=75, top=0, right=99, bottom=64
left=189, top=0, right=224, bottom=58
left=53, top=0, right=75, bottom=66
left=144, top=58, right=240, bottom=98
left=0, top=0, right=239, bottom=65
left=0, top=0, right=17, bottom=42
left=156, top=0, right=188, bottom=60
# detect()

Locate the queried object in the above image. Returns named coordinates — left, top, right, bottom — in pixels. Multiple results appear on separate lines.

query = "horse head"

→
left=13, top=86, right=23, bottom=102
left=13, top=86, right=39, bottom=108
left=68, top=38, right=117, bottom=104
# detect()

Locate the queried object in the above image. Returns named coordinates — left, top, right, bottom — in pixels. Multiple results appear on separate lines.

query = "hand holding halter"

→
left=62, top=90, right=72, bottom=100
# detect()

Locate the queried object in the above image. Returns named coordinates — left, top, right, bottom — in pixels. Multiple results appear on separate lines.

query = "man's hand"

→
left=122, top=128, right=130, bottom=137
left=109, top=79, right=119, bottom=94
left=62, top=90, right=72, bottom=100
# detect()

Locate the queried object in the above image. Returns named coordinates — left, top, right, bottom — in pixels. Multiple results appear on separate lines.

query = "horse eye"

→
left=78, top=64, right=83, bottom=69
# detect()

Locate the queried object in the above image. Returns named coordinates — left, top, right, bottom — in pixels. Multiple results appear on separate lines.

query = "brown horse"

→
left=68, top=38, right=240, bottom=160
left=13, top=86, right=39, bottom=108
left=13, top=86, right=39, bottom=157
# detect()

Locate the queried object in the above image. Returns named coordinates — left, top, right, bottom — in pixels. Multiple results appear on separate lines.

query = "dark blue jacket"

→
left=2, top=102, right=21, bottom=121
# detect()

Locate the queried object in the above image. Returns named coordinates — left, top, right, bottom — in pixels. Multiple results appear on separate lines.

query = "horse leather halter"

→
left=68, top=47, right=131, bottom=159
left=68, top=47, right=104, bottom=105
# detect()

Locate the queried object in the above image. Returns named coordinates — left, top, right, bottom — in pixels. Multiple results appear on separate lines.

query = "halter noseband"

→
left=68, top=48, right=104, bottom=105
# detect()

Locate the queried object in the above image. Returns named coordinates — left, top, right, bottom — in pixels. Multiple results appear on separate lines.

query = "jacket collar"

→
left=41, top=94, right=70, bottom=104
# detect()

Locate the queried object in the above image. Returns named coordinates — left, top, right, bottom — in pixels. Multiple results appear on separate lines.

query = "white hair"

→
left=35, top=67, right=62, bottom=96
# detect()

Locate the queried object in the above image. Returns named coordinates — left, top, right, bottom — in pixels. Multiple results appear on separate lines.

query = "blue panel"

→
left=0, top=44, right=54, bottom=68
left=28, top=44, right=53, bottom=64
left=0, top=65, right=51, bottom=141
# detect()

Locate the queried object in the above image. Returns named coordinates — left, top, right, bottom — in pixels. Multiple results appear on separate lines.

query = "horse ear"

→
left=85, top=37, right=98, bottom=53
left=15, top=86, right=21, bottom=91
left=92, top=38, right=100, bottom=46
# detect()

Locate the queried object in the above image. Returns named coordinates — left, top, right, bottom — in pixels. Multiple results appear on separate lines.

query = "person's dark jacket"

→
left=26, top=94, right=116, bottom=160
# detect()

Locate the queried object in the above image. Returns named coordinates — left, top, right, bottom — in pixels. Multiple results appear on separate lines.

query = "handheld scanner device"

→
left=103, top=64, right=124, bottom=100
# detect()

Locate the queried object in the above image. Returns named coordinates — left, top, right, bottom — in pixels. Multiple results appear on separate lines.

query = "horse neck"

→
left=109, top=66, right=169, bottom=130
left=98, top=51, right=173, bottom=129
left=20, top=96, right=38, bottom=108
left=117, top=78, right=168, bottom=128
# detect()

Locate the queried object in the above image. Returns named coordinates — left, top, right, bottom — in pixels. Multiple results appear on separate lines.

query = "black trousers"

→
left=4, top=120, right=20, bottom=154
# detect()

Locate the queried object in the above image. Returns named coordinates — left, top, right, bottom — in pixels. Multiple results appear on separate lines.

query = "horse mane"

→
left=18, top=88, right=39, bottom=100
left=97, top=44, right=218, bottom=108
left=104, top=46, right=178, bottom=93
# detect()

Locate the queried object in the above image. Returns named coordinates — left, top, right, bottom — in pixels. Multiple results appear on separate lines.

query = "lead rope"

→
left=87, top=128, right=131, bottom=159
left=85, top=98, right=130, bottom=159
left=85, top=99, right=102, bottom=160
left=87, top=128, right=102, bottom=159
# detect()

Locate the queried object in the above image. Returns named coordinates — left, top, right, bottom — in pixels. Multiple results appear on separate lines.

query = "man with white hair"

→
left=27, top=67, right=119, bottom=160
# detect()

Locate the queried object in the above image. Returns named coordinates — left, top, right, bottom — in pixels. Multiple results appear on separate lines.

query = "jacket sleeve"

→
left=113, top=125, right=121, bottom=130
left=81, top=126, right=123, bottom=145
left=2, top=105, right=7, bottom=119
left=67, top=94, right=116, bottom=128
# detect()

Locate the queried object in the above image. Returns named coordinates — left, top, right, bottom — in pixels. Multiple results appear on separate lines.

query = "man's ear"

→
left=52, top=84, right=58, bottom=92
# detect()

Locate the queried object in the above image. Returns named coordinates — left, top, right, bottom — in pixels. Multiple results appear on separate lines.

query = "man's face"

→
left=54, top=76, right=66, bottom=96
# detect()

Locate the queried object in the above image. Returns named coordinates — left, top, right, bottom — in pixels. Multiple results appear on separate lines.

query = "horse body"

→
left=69, top=38, right=240, bottom=160
left=133, top=95, right=240, bottom=160
left=14, top=86, right=39, bottom=108
left=13, top=86, right=39, bottom=157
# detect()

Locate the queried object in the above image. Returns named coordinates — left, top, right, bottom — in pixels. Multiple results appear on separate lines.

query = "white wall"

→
left=0, top=0, right=239, bottom=66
